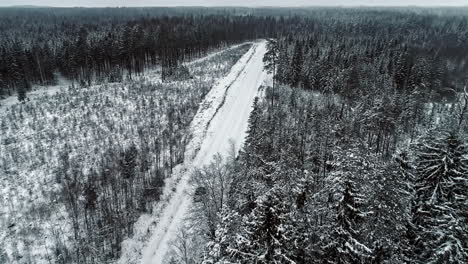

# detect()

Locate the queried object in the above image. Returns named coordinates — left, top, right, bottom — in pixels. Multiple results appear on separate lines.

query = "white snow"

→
left=0, top=44, right=247, bottom=114
left=0, top=42, right=253, bottom=264
left=185, top=43, right=250, bottom=67
left=118, top=40, right=269, bottom=264
left=0, top=76, right=70, bottom=113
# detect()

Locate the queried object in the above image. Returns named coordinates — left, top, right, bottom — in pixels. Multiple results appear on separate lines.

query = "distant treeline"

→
left=192, top=9, right=468, bottom=264
left=2, top=7, right=468, bottom=99
left=271, top=10, right=468, bottom=101
left=0, top=8, right=279, bottom=97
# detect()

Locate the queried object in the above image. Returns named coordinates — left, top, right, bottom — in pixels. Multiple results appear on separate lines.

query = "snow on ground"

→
left=117, top=40, right=269, bottom=264
left=184, top=43, right=249, bottom=67
left=0, top=76, right=70, bottom=113
left=129, top=43, right=251, bottom=87
left=0, top=43, right=247, bottom=115
left=0, top=42, right=253, bottom=264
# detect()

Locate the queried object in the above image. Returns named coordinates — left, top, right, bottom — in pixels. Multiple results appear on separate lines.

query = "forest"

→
left=0, top=7, right=279, bottom=98
left=0, top=38, right=252, bottom=262
left=171, top=8, right=468, bottom=264
left=1, top=6, right=468, bottom=264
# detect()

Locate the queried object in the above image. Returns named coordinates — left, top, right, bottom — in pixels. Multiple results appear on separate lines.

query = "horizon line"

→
left=2, top=5, right=468, bottom=8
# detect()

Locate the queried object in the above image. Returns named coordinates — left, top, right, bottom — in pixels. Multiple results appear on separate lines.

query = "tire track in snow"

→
left=203, top=44, right=258, bottom=139
left=140, top=40, right=268, bottom=264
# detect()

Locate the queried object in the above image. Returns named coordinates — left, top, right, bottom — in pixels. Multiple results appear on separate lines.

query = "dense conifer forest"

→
left=1, top=6, right=468, bottom=264
left=0, top=7, right=275, bottom=97
left=2, top=7, right=468, bottom=98
left=195, top=86, right=468, bottom=263
left=173, top=8, right=468, bottom=264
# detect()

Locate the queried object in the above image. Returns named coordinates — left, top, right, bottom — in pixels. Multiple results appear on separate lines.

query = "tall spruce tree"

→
left=227, top=187, right=292, bottom=264
left=289, top=41, right=304, bottom=88
left=409, top=132, right=468, bottom=263
left=321, top=179, right=373, bottom=264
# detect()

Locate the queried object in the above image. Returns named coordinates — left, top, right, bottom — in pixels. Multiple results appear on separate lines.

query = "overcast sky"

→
left=0, top=0, right=466, bottom=7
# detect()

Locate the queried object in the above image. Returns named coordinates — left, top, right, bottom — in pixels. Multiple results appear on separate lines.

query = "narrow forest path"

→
left=140, top=40, right=268, bottom=264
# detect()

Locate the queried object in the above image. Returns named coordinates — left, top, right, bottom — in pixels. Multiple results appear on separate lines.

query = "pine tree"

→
left=203, top=210, right=241, bottom=264
left=275, top=46, right=289, bottom=85
left=17, top=84, right=27, bottom=102
left=343, top=64, right=360, bottom=103
left=227, top=188, right=292, bottom=264
left=321, top=180, right=372, bottom=264
left=263, top=39, right=280, bottom=107
left=366, top=158, right=409, bottom=263
left=263, top=39, right=279, bottom=77
left=240, top=96, right=264, bottom=175
left=120, top=144, right=138, bottom=180
left=289, top=41, right=304, bottom=88
left=409, top=132, right=468, bottom=263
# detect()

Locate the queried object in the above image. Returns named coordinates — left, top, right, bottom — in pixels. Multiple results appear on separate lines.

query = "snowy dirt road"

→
left=140, top=40, right=268, bottom=264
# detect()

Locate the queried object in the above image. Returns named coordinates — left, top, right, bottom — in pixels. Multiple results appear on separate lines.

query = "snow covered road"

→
left=140, top=40, right=268, bottom=264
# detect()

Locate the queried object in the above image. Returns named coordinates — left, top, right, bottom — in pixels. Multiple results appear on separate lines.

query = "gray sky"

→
left=0, top=0, right=466, bottom=7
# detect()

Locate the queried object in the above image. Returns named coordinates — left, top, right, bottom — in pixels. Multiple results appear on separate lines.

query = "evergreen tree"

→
left=289, top=41, right=304, bottom=88
left=409, top=132, right=468, bottom=263
left=275, top=46, right=290, bottom=85
left=203, top=210, right=241, bottom=264
left=343, top=64, right=360, bottom=103
left=17, top=84, right=27, bottom=102
left=120, top=144, right=138, bottom=180
left=263, top=39, right=280, bottom=107
left=227, top=188, right=292, bottom=264
left=321, top=180, right=372, bottom=264
left=263, top=39, right=279, bottom=76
